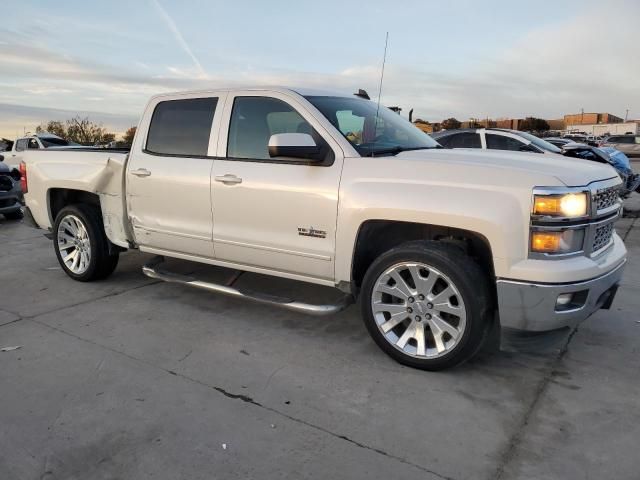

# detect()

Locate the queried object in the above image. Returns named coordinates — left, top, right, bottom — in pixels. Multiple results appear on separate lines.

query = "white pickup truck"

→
left=20, top=87, right=627, bottom=370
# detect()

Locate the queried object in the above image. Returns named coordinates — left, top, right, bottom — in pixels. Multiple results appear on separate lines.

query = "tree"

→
left=35, top=116, right=116, bottom=145
left=441, top=117, right=461, bottom=130
left=123, top=126, right=137, bottom=145
left=518, top=117, right=550, bottom=132
left=36, top=121, right=66, bottom=138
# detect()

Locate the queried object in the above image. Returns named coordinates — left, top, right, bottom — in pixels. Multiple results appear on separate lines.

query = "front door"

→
left=127, top=94, right=224, bottom=258
left=211, top=92, right=343, bottom=280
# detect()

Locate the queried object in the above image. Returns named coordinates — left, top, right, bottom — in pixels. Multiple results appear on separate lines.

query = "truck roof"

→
left=149, top=86, right=355, bottom=102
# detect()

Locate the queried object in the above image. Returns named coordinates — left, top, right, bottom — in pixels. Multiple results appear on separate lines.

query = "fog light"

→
left=556, top=293, right=573, bottom=306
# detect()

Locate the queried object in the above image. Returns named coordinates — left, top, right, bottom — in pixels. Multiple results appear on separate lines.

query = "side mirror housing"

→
left=268, top=133, right=320, bottom=160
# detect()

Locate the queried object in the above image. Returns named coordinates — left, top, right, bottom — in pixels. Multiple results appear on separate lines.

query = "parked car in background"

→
left=432, top=128, right=639, bottom=197
left=1, top=133, right=77, bottom=168
left=431, top=128, right=563, bottom=154
left=0, top=155, right=23, bottom=220
left=602, top=135, right=640, bottom=157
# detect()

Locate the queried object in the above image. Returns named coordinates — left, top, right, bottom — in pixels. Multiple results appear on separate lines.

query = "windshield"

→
left=305, top=96, right=439, bottom=156
left=515, top=131, right=562, bottom=153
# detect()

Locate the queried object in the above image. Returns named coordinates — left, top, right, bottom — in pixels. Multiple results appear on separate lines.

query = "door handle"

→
left=215, top=174, right=242, bottom=185
left=131, top=168, right=152, bottom=177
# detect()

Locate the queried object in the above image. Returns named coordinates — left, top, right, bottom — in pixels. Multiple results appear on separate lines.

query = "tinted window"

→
left=486, top=134, right=526, bottom=151
left=438, top=132, right=481, bottom=149
left=228, top=97, right=314, bottom=160
left=16, top=139, right=28, bottom=152
left=146, top=97, right=217, bottom=156
left=40, top=137, right=70, bottom=147
left=28, top=138, right=40, bottom=149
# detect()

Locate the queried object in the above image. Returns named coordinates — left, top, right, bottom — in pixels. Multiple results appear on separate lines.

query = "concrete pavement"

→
left=1, top=201, right=639, bottom=480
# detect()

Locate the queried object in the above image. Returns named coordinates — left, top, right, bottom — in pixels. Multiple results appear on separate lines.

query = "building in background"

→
left=565, top=122, right=639, bottom=136
left=564, top=112, right=623, bottom=125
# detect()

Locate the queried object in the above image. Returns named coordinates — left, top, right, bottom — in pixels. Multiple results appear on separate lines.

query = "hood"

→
left=395, top=148, right=618, bottom=187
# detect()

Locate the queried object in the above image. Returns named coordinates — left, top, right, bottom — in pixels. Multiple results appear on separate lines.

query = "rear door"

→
left=126, top=93, right=226, bottom=258
left=210, top=91, right=343, bottom=281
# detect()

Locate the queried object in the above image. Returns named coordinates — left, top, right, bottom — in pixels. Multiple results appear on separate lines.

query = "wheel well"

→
left=48, top=188, right=101, bottom=225
left=351, top=220, right=495, bottom=290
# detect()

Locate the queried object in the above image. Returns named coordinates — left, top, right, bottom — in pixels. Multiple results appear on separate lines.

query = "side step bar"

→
left=142, top=256, right=354, bottom=316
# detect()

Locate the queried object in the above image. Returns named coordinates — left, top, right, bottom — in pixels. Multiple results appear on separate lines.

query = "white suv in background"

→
left=431, top=128, right=563, bottom=155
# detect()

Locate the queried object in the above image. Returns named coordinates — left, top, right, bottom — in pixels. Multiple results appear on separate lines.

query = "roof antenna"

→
left=372, top=32, right=389, bottom=156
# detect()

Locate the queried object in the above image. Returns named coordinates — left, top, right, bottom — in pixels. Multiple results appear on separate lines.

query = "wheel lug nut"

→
left=408, top=297, right=415, bottom=303
left=415, top=316, right=421, bottom=322
left=418, top=294, right=425, bottom=301
left=407, top=307, right=413, bottom=313
left=425, top=313, right=432, bottom=320
left=427, top=303, right=433, bottom=309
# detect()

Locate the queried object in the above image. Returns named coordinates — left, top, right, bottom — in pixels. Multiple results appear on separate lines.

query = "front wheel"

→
left=360, top=241, right=493, bottom=371
left=53, top=204, right=119, bottom=282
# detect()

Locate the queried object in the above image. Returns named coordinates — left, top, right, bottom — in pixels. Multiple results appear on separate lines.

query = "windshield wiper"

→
left=369, top=146, right=437, bottom=157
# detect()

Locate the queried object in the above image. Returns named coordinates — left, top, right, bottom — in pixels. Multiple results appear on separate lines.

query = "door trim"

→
left=213, top=237, right=332, bottom=261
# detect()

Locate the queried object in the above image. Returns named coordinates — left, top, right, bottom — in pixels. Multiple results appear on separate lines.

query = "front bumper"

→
left=496, top=259, right=626, bottom=331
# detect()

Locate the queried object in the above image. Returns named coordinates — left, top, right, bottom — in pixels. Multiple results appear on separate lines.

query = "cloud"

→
left=0, top=103, right=138, bottom=139
left=149, top=0, right=206, bottom=78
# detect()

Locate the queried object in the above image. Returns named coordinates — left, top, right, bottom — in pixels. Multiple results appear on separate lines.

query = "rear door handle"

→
left=131, top=168, right=152, bottom=177
left=215, top=174, right=242, bottom=185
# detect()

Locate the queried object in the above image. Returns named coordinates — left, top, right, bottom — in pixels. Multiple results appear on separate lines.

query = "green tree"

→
left=36, top=121, right=66, bottom=138
left=441, top=117, right=461, bottom=130
left=518, top=117, right=550, bottom=132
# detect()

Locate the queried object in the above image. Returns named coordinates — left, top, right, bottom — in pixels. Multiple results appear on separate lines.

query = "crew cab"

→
left=20, top=87, right=627, bottom=370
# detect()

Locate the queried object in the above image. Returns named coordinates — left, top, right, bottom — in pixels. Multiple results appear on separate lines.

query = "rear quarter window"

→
left=146, top=97, right=217, bottom=156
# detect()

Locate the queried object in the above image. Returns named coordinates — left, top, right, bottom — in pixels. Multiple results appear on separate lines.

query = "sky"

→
left=0, top=0, right=638, bottom=139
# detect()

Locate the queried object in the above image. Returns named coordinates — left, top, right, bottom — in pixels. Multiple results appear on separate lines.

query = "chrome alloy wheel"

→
left=57, top=214, right=91, bottom=275
left=371, top=262, right=467, bottom=359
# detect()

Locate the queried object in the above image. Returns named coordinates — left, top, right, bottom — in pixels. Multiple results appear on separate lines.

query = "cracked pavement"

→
left=1, top=200, right=639, bottom=480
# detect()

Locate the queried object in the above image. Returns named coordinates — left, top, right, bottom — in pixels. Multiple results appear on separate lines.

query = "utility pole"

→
left=625, top=109, right=629, bottom=122
left=581, top=108, right=584, bottom=125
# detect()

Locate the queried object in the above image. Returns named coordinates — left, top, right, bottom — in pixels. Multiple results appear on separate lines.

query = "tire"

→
left=53, top=204, right=119, bottom=282
left=360, top=240, right=493, bottom=371
left=4, top=209, right=23, bottom=220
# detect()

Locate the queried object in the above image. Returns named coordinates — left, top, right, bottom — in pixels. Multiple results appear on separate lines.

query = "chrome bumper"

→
left=496, top=259, right=626, bottom=331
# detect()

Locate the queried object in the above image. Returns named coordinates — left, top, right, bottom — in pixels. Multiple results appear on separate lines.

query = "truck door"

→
left=126, top=93, right=226, bottom=258
left=211, top=91, right=344, bottom=281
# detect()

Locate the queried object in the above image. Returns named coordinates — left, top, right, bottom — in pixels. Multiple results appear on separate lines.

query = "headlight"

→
left=531, top=228, right=585, bottom=254
left=533, top=192, right=588, bottom=218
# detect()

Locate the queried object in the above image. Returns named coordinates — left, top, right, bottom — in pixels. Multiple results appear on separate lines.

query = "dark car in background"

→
left=0, top=155, right=23, bottom=220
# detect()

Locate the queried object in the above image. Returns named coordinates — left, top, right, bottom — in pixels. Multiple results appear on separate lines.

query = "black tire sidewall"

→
left=53, top=205, right=112, bottom=282
left=360, top=242, right=491, bottom=371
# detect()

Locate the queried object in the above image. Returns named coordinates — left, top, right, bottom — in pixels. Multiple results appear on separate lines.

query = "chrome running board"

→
left=142, top=256, right=354, bottom=316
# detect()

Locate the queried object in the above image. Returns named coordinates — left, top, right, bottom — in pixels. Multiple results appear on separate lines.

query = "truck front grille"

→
left=593, top=186, right=619, bottom=212
left=592, top=222, right=614, bottom=253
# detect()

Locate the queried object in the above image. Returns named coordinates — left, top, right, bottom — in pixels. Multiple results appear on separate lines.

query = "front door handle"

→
left=215, top=174, right=242, bottom=185
left=131, top=168, right=152, bottom=177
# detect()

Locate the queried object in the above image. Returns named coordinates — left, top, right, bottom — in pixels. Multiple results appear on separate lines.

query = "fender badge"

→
left=298, top=226, right=327, bottom=239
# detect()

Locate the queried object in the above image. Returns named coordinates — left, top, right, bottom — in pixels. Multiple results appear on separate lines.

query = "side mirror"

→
left=268, top=133, right=320, bottom=160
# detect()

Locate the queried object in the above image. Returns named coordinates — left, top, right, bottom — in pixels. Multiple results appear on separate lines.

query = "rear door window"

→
left=438, top=132, right=481, bottom=148
left=146, top=97, right=217, bottom=156
left=486, top=133, right=526, bottom=151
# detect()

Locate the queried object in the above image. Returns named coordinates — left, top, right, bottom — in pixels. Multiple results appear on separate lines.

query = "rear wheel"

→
left=360, top=241, right=492, bottom=371
left=53, top=204, right=119, bottom=281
